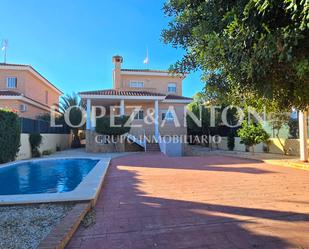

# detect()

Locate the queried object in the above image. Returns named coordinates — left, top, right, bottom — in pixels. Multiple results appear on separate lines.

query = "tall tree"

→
left=186, top=93, right=212, bottom=139
left=162, top=0, right=309, bottom=110
left=60, top=93, right=84, bottom=148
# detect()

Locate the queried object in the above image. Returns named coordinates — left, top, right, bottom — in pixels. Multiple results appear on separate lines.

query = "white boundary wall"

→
left=210, top=137, right=309, bottom=156
left=17, top=134, right=72, bottom=160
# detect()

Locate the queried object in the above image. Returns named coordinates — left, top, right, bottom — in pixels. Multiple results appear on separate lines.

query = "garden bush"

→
left=29, top=133, right=42, bottom=158
left=96, top=116, right=130, bottom=136
left=0, top=108, right=21, bottom=163
left=238, top=121, right=270, bottom=154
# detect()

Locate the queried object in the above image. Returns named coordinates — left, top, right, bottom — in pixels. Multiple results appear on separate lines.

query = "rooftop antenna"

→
left=143, top=47, right=149, bottom=69
left=1, top=39, right=8, bottom=63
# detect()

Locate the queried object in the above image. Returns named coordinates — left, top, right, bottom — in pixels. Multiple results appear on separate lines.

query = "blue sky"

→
left=0, top=0, right=203, bottom=97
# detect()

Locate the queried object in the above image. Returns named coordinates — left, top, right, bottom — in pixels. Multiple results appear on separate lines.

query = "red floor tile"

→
left=66, top=153, right=309, bottom=249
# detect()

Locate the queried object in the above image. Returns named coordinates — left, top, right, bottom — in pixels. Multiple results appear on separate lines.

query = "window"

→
left=134, top=110, right=144, bottom=120
left=162, top=111, right=174, bottom=121
left=130, top=81, right=144, bottom=88
left=167, top=83, right=176, bottom=93
left=20, top=104, right=27, bottom=112
left=7, top=77, right=17, bottom=88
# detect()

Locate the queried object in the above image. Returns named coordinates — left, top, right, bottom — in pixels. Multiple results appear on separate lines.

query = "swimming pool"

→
left=0, top=157, right=110, bottom=205
left=0, top=159, right=99, bottom=195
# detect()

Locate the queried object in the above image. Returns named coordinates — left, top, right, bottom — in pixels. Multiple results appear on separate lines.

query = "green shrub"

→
left=227, top=131, right=235, bottom=151
left=238, top=121, right=270, bottom=153
left=96, top=116, right=130, bottom=136
left=0, top=108, right=21, bottom=163
left=186, top=103, right=211, bottom=138
left=29, top=133, right=42, bottom=158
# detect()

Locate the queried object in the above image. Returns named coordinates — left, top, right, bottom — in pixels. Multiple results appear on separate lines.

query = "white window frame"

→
left=161, top=110, right=174, bottom=121
left=129, top=81, right=144, bottom=88
left=134, top=109, right=144, bottom=120
left=167, top=83, right=177, bottom=93
left=20, top=104, right=28, bottom=112
left=7, top=77, right=17, bottom=89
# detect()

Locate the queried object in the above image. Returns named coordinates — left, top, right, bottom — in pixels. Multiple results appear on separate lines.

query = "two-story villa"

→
left=79, top=55, right=192, bottom=153
left=0, top=63, right=62, bottom=118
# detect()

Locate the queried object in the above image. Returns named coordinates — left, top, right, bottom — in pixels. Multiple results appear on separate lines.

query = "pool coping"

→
left=38, top=201, right=92, bottom=249
left=0, top=157, right=111, bottom=205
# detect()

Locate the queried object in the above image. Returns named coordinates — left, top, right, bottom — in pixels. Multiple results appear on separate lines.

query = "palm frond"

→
left=60, top=93, right=81, bottom=113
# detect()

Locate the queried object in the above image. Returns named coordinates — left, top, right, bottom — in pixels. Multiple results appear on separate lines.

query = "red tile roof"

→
left=26, top=96, right=51, bottom=108
left=79, top=89, right=192, bottom=101
left=165, top=94, right=192, bottom=100
left=121, top=68, right=186, bottom=77
left=79, top=89, right=166, bottom=97
left=0, top=90, right=53, bottom=108
left=0, top=90, right=21, bottom=96
left=0, top=63, right=29, bottom=67
left=0, top=63, right=62, bottom=94
left=121, top=69, right=170, bottom=73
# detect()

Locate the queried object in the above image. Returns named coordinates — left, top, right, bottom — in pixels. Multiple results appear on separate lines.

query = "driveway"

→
left=67, top=153, right=309, bottom=249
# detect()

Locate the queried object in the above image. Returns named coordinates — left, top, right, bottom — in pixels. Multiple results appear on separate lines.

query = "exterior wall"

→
left=268, top=138, right=309, bottom=156
left=160, top=138, right=184, bottom=156
left=209, top=137, right=309, bottom=156
left=112, top=56, right=123, bottom=89
left=0, top=68, right=61, bottom=117
left=112, top=56, right=184, bottom=95
left=118, top=74, right=183, bottom=95
left=122, top=101, right=187, bottom=137
left=159, top=103, right=187, bottom=136
left=17, top=133, right=71, bottom=160
left=24, top=71, right=60, bottom=106
left=210, top=137, right=264, bottom=153
left=0, top=69, right=26, bottom=94
left=0, top=99, right=20, bottom=111
left=125, top=101, right=156, bottom=137
left=0, top=99, right=48, bottom=118
left=234, top=137, right=263, bottom=152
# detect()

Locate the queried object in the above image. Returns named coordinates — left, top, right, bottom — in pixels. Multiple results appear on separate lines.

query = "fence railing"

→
left=20, top=118, right=71, bottom=134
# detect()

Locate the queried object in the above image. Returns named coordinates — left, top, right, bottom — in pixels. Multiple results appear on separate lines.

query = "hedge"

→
left=96, top=116, right=130, bottom=136
left=0, top=109, right=21, bottom=163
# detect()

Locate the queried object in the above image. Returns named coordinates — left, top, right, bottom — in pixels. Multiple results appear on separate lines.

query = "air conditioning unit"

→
left=20, top=104, right=28, bottom=112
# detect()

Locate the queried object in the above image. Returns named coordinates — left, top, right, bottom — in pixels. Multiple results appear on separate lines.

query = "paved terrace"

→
left=186, top=146, right=309, bottom=171
left=67, top=153, right=309, bottom=249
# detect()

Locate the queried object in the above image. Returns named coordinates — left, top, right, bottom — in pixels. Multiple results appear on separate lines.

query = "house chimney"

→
left=112, top=55, right=123, bottom=89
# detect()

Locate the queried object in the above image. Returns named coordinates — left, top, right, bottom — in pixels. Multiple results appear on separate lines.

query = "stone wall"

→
left=86, top=131, right=143, bottom=153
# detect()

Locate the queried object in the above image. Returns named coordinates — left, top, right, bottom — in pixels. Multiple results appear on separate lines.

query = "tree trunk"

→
left=71, top=129, right=81, bottom=148
left=275, top=129, right=287, bottom=155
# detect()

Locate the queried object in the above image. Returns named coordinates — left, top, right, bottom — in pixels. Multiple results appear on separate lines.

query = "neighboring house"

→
left=79, top=55, right=192, bottom=153
left=0, top=63, right=62, bottom=118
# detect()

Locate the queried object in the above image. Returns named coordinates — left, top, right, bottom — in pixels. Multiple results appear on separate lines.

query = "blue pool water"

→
left=0, top=159, right=99, bottom=195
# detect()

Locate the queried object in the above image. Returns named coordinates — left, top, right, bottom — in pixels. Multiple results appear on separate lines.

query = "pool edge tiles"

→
left=0, top=157, right=111, bottom=205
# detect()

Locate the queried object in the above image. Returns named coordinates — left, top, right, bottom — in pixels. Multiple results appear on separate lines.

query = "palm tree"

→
left=60, top=93, right=84, bottom=148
